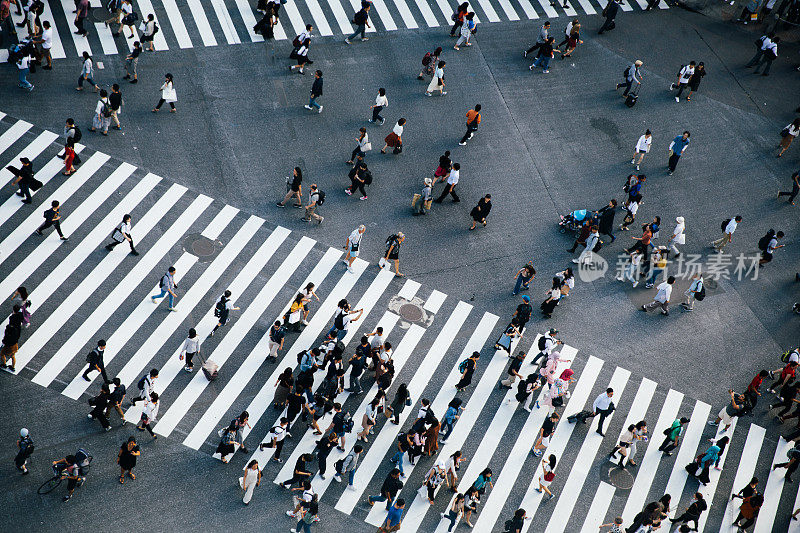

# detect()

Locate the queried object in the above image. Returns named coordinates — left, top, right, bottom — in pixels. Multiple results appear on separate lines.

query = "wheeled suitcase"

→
left=567, top=409, right=595, bottom=423
left=625, top=84, right=640, bottom=108
left=198, top=352, right=218, bottom=381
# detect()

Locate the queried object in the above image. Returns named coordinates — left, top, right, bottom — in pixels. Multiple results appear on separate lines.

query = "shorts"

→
left=718, top=407, right=733, bottom=426
left=761, top=252, right=773, bottom=263
left=638, top=149, right=647, bottom=154
left=541, top=435, right=550, bottom=447
left=349, top=248, right=360, bottom=258
left=1, top=343, right=18, bottom=357
left=268, top=340, right=280, bottom=357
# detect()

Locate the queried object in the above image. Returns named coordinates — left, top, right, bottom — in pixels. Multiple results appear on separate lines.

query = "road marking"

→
left=423, top=290, right=447, bottom=313
left=161, top=0, right=194, bottom=48
left=580, top=481, right=616, bottom=532
left=94, top=22, right=119, bottom=54
left=754, top=438, right=792, bottom=533
left=411, top=0, right=439, bottom=26
left=391, top=0, right=420, bottom=28
left=0, top=120, right=33, bottom=158
left=304, top=0, right=334, bottom=35
left=188, top=0, right=218, bottom=46
left=136, top=0, right=171, bottom=49
left=210, top=0, right=242, bottom=44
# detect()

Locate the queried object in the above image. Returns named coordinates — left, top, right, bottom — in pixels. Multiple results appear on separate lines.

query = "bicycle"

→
left=37, top=456, right=93, bottom=495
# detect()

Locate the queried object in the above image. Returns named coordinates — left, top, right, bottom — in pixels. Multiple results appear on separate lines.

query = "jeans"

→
left=326, top=326, right=347, bottom=341
left=513, top=275, right=531, bottom=295
left=460, top=123, right=478, bottom=144
left=445, top=509, right=459, bottom=531
left=308, top=96, right=321, bottom=110
left=371, top=105, right=383, bottom=122
left=77, top=74, right=95, bottom=88
left=368, top=493, right=393, bottom=510
left=18, top=67, right=32, bottom=89
left=349, top=372, right=363, bottom=393
left=390, top=450, right=405, bottom=475
left=152, top=289, right=174, bottom=307
left=350, top=146, right=365, bottom=161
left=294, top=520, right=311, bottom=533
left=441, top=420, right=454, bottom=440
left=347, top=24, right=366, bottom=40
left=532, top=56, right=551, bottom=70
left=647, top=267, right=664, bottom=285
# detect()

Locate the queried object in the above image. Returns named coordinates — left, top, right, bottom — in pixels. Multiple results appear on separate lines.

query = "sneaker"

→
left=542, top=70, right=549, bottom=74
left=345, top=189, right=353, bottom=195
left=184, top=366, right=192, bottom=372
left=360, top=195, right=368, bottom=200
left=523, top=50, right=528, bottom=57
left=304, top=105, right=312, bottom=110
left=347, top=485, right=356, bottom=491
left=533, top=449, right=543, bottom=456
left=645, top=283, right=654, bottom=289
left=707, top=420, right=718, bottom=426
left=334, top=474, right=342, bottom=482
left=168, top=307, right=177, bottom=312
left=675, top=96, right=680, bottom=102
left=276, top=202, right=285, bottom=208
left=318, top=217, right=324, bottom=224
left=529, top=65, right=534, bottom=70
left=361, top=37, right=368, bottom=41
left=636, top=165, right=640, bottom=171
left=669, top=83, right=675, bottom=90
left=442, top=91, right=447, bottom=95
left=459, top=142, right=466, bottom=146
left=344, top=38, right=350, bottom=44
left=630, top=159, right=635, bottom=164
left=318, top=105, right=323, bottom=113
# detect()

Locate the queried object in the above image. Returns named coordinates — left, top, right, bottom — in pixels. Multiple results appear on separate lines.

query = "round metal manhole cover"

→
left=399, top=303, right=424, bottom=323
left=704, top=279, right=718, bottom=290
left=607, top=465, right=634, bottom=490
left=91, top=7, right=111, bottom=22
left=183, top=234, right=220, bottom=263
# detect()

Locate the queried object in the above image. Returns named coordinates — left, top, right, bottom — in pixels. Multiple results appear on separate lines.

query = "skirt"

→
left=496, top=333, right=512, bottom=352
left=385, top=132, right=402, bottom=147
left=273, top=384, right=290, bottom=407
left=780, top=135, right=795, bottom=149
left=426, top=76, right=441, bottom=93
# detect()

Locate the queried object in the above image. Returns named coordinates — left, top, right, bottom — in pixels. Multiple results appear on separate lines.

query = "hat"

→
left=676, top=216, right=684, bottom=224
left=634, top=60, right=643, bottom=66
left=521, top=295, right=530, bottom=303
left=548, top=328, right=558, bottom=335
left=424, top=178, right=432, bottom=186
left=20, top=157, right=30, bottom=164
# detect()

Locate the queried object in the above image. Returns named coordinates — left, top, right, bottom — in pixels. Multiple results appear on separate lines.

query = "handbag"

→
left=378, top=257, right=389, bottom=269
left=138, top=21, right=146, bottom=32
left=552, top=396, right=564, bottom=407
left=405, top=396, right=412, bottom=407
left=362, top=141, right=372, bottom=152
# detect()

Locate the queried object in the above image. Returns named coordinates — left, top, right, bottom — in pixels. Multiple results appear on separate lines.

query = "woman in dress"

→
left=463, top=486, right=480, bottom=527
left=540, top=277, right=562, bottom=318
left=513, top=262, right=536, bottom=295
left=300, top=282, right=319, bottom=324
left=346, top=128, right=371, bottom=165
left=495, top=319, right=521, bottom=353
left=117, top=436, right=140, bottom=483
left=425, top=61, right=446, bottom=97
left=240, top=459, right=261, bottom=504
left=628, top=420, right=648, bottom=466
left=418, top=46, right=442, bottom=80
left=469, top=194, right=492, bottom=230
left=216, top=421, right=238, bottom=463
left=152, top=73, right=177, bottom=112
left=685, top=62, right=705, bottom=101
left=381, top=118, right=406, bottom=154
left=273, top=367, right=294, bottom=409
left=536, top=454, right=557, bottom=499
left=357, top=397, right=379, bottom=443
left=778, top=118, right=800, bottom=158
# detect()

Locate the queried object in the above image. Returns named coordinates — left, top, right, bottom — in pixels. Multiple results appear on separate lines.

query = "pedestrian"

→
left=681, top=272, right=703, bottom=311
left=10, top=287, right=30, bottom=330
left=778, top=170, right=800, bottom=205
left=425, top=60, right=446, bottom=96
left=344, top=2, right=370, bottom=43
left=216, top=420, right=238, bottom=462
left=641, top=275, right=674, bottom=316
left=669, top=493, right=707, bottom=530
left=598, top=517, right=623, bottom=533
left=150, top=266, right=178, bottom=311
left=442, top=493, right=465, bottom=532
left=116, top=1, right=137, bottom=38
left=731, top=476, right=759, bottom=501
left=456, top=351, right=479, bottom=391
left=210, top=290, right=239, bottom=337
left=9, top=157, right=35, bottom=204
left=598, top=0, right=620, bottom=34
left=15, top=47, right=34, bottom=91
left=536, top=455, right=557, bottom=499
left=468, top=194, right=491, bottom=230
left=178, top=328, right=199, bottom=372
left=381, top=118, right=405, bottom=154
left=280, top=453, right=313, bottom=488
left=711, top=215, right=741, bottom=252
left=418, top=47, right=441, bottom=81
left=346, top=338, right=369, bottom=394
left=734, top=493, right=764, bottom=531
left=346, top=157, right=370, bottom=200
left=81, top=339, right=109, bottom=383
left=379, top=232, right=405, bottom=277
left=573, top=225, right=599, bottom=265
left=500, top=351, right=526, bottom=389
left=686, top=62, right=705, bottom=100
left=453, top=12, right=475, bottom=50
left=278, top=167, right=303, bottom=208
left=667, top=131, right=690, bottom=175
left=667, top=216, right=685, bottom=257
left=754, top=36, right=779, bottom=76
left=759, top=231, right=785, bottom=266
left=104, top=0, right=123, bottom=29
left=530, top=37, right=557, bottom=73
left=593, top=388, right=615, bottom=436
left=669, top=61, right=695, bottom=102
left=0, top=306, right=21, bottom=373
left=15, top=428, right=33, bottom=474
left=346, top=128, right=371, bottom=165
left=334, top=444, right=362, bottom=489
left=33, top=20, right=53, bottom=70
left=108, top=84, right=123, bottom=130
left=123, top=40, right=141, bottom=84
left=357, top=397, right=379, bottom=443
left=422, top=461, right=447, bottom=504
left=560, top=22, right=582, bottom=58
left=239, top=459, right=261, bottom=504
left=512, top=262, right=536, bottom=295
left=386, top=383, right=410, bottom=424
left=286, top=479, right=316, bottom=518
left=658, top=416, right=689, bottom=456
left=152, top=73, right=177, bottom=112
left=35, top=200, right=68, bottom=240
left=631, top=130, right=652, bottom=171
left=778, top=119, right=800, bottom=158
left=459, top=104, right=481, bottom=145
left=768, top=361, right=799, bottom=393
left=379, top=498, right=405, bottom=533
left=74, top=0, right=88, bottom=35
left=413, top=177, right=433, bottom=216
left=259, top=417, right=289, bottom=462
left=140, top=13, right=156, bottom=51
left=340, top=226, right=365, bottom=274
left=87, top=383, right=112, bottom=431
left=532, top=412, right=559, bottom=456
left=524, top=20, right=550, bottom=57
left=130, top=368, right=158, bottom=405
left=60, top=123, right=81, bottom=172
left=540, top=277, right=562, bottom=319
left=772, top=443, right=800, bottom=482
left=303, top=69, right=324, bottom=113
left=434, top=163, right=460, bottom=203
left=644, top=246, right=668, bottom=288
left=301, top=184, right=324, bottom=224
left=106, top=377, right=126, bottom=425
left=367, top=468, right=403, bottom=510
left=136, top=392, right=159, bottom=440
left=450, top=2, right=468, bottom=37
left=370, top=88, right=388, bottom=124
left=616, top=60, right=642, bottom=97
left=75, top=51, right=98, bottom=91
left=88, top=89, right=113, bottom=136
left=105, top=214, right=139, bottom=255
left=117, top=436, right=140, bottom=483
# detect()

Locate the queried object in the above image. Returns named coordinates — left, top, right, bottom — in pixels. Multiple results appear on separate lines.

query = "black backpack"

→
left=85, top=348, right=99, bottom=364
left=623, top=66, right=630, bottom=78
left=363, top=170, right=373, bottom=186
left=101, top=100, right=113, bottom=118
left=214, top=298, right=226, bottom=317
left=537, top=336, right=547, bottom=351
left=694, top=282, right=706, bottom=301
left=758, top=230, right=775, bottom=252
left=72, top=126, right=82, bottom=143
left=137, top=375, right=147, bottom=390
left=297, top=349, right=309, bottom=365
left=316, top=191, right=325, bottom=206
left=334, top=310, right=345, bottom=330
left=122, top=11, right=138, bottom=25
left=721, top=218, right=731, bottom=231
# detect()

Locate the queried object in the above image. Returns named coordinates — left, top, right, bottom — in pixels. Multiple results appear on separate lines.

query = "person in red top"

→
left=768, top=362, right=799, bottom=394
left=459, top=104, right=481, bottom=146
left=745, top=370, right=769, bottom=410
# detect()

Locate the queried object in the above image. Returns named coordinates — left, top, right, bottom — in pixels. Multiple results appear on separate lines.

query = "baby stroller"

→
left=558, top=209, right=597, bottom=234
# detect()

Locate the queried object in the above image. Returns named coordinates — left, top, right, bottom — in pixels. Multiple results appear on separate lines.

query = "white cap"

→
left=20, top=428, right=28, bottom=437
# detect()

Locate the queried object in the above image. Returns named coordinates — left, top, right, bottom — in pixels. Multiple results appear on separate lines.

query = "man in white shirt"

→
left=682, top=273, right=703, bottom=311
left=592, top=388, right=615, bottom=436
left=631, top=129, right=652, bottom=171
left=105, top=213, right=138, bottom=254
left=670, top=61, right=695, bottom=102
left=642, top=276, right=675, bottom=315
left=33, top=20, right=53, bottom=69
left=712, top=215, right=742, bottom=252
left=344, top=225, right=365, bottom=272
left=668, top=216, right=685, bottom=257
left=434, top=162, right=461, bottom=203
left=754, top=36, right=779, bottom=76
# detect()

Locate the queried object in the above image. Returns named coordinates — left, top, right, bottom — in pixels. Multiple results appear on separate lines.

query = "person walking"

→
left=681, top=272, right=703, bottom=311
left=9, top=157, right=35, bottom=204
left=117, top=436, right=140, bottom=483
left=535, top=455, right=557, bottom=499
left=512, top=262, right=536, bottom=295
left=667, top=216, right=685, bottom=257
left=658, top=416, right=689, bottom=456
left=753, top=36, right=779, bottom=76
left=530, top=37, right=558, bottom=73
left=573, top=225, right=599, bottom=265
left=334, top=444, right=362, bottom=489
left=450, top=2, right=468, bottom=36
left=685, top=62, right=705, bottom=101
left=418, top=47, right=441, bottom=81
left=778, top=119, right=800, bottom=158
left=641, top=276, right=675, bottom=316
left=616, top=60, right=642, bottom=97
left=303, top=69, right=323, bottom=112
left=302, top=183, right=324, bottom=224
left=140, top=13, right=156, bottom=51
left=76, top=51, right=98, bottom=92
left=524, top=20, right=550, bottom=57
left=560, top=22, right=583, bottom=58
left=596, top=200, right=618, bottom=243
left=778, top=170, right=800, bottom=205
left=346, top=128, right=370, bottom=165
left=346, top=337, right=369, bottom=394
left=772, top=444, right=800, bottom=483
left=707, top=389, right=744, bottom=432
left=426, top=60, right=446, bottom=96
left=379, top=498, right=405, bottom=533
left=369, top=88, right=388, bottom=125
left=532, top=412, right=559, bottom=456
left=381, top=118, right=406, bottom=154
left=105, top=214, right=139, bottom=255
left=136, top=392, right=159, bottom=440
left=413, top=177, right=433, bottom=216
left=259, top=417, right=289, bottom=462
left=81, top=339, right=109, bottom=383
left=453, top=12, right=475, bottom=50
left=455, top=351, right=479, bottom=391
left=711, top=215, right=742, bottom=252
left=669, top=493, right=707, bottom=530
left=105, top=377, right=126, bottom=425
left=16, top=49, right=33, bottom=92
left=344, top=3, right=370, bottom=44
left=33, top=20, right=53, bottom=70
left=88, top=89, right=113, bottom=136
left=15, top=428, right=33, bottom=475
left=631, top=130, right=652, bottom=171
left=151, top=266, right=178, bottom=311
left=380, top=233, right=405, bottom=276
left=667, top=131, right=690, bottom=175
left=459, top=104, right=481, bottom=145
left=87, top=383, right=112, bottom=431
left=123, top=40, right=141, bottom=83
left=210, top=290, right=240, bottom=336
left=734, top=493, right=764, bottom=531
left=116, top=1, right=138, bottom=38
left=442, top=493, right=465, bottom=532
left=468, top=194, right=491, bottom=230
left=540, top=277, right=562, bottom=319
left=278, top=167, right=303, bottom=208
left=178, top=328, right=200, bottom=372
left=669, top=61, right=695, bottom=102
left=346, top=157, right=369, bottom=200
left=759, top=231, right=784, bottom=266
left=344, top=225, right=365, bottom=272
left=746, top=32, right=773, bottom=67
left=36, top=200, right=68, bottom=240
left=593, top=388, right=615, bottom=436
left=239, top=459, right=261, bottom=504
left=500, top=351, right=526, bottom=389
left=0, top=306, right=22, bottom=372
left=74, top=0, right=89, bottom=36
left=368, top=468, right=403, bottom=509
left=644, top=246, right=668, bottom=288
left=59, top=118, right=82, bottom=166
left=434, top=163, right=460, bottom=203
left=108, top=84, right=123, bottom=130
left=597, top=0, right=620, bottom=34
left=130, top=368, right=158, bottom=405
left=152, top=73, right=177, bottom=112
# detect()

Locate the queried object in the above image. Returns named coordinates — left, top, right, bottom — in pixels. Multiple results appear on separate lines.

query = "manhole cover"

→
left=183, top=234, right=220, bottom=263
left=91, top=7, right=111, bottom=22
left=399, top=303, right=424, bottom=323
left=607, top=465, right=634, bottom=490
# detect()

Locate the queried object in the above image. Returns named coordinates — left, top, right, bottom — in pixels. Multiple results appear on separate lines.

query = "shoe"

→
left=168, top=307, right=177, bottom=312
left=130, top=250, right=139, bottom=256
left=571, top=259, right=580, bottom=264
left=459, top=142, right=466, bottom=146
left=293, top=204, right=303, bottom=209
left=344, top=38, right=350, bottom=44
left=345, top=189, right=352, bottom=195
left=318, top=217, right=323, bottom=224
left=645, top=283, right=653, bottom=289
left=334, top=474, right=341, bottom=482
left=596, top=430, right=604, bottom=436
left=542, top=70, right=549, bottom=73
left=63, top=495, right=71, bottom=502
left=83, top=375, right=91, bottom=382
left=669, top=83, right=674, bottom=90
left=523, top=50, right=528, bottom=57
left=360, top=196, right=368, bottom=200
left=361, top=37, right=368, bottom=41
left=442, top=91, right=447, bottom=95
left=641, top=305, right=647, bottom=311
left=276, top=202, right=285, bottom=207
left=318, top=106, right=323, bottom=113
left=60, top=236, right=68, bottom=241
left=304, top=105, right=312, bottom=110
left=636, top=165, right=640, bottom=171
left=675, top=96, right=680, bottom=102
left=707, top=420, right=718, bottom=426
left=130, top=79, right=138, bottom=84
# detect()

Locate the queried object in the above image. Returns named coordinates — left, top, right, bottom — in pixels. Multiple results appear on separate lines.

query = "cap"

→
left=676, top=216, right=684, bottom=224
left=548, top=328, right=558, bottom=335
left=20, top=428, right=28, bottom=437
left=424, top=178, right=432, bottom=186
left=521, top=295, right=530, bottom=303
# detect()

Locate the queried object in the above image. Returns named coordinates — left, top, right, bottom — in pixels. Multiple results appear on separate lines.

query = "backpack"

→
left=788, top=447, right=800, bottom=460
left=214, top=298, right=226, bottom=318
left=31, top=0, right=43, bottom=14
left=101, top=100, right=112, bottom=118
left=85, top=348, right=99, bottom=364
left=694, top=282, right=706, bottom=301
left=422, top=52, right=432, bottom=66
left=458, top=359, right=468, bottom=373
left=334, top=310, right=345, bottom=330
left=122, top=11, right=138, bottom=25
left=72, top=126, right=82, bottom=143
left=297, top=349, right=309, bottom=365
left=292, top=34, right=302, bottom=48
left=343, top=416, right=354, bottom=433
left=537, top=336, right=547, bottom=351
left=316, top=191, right=325, bottom=206
left=721, top=218, right=731, bottom=231
left=782, top=349, right=798, bottom=363
left=137, top=374, right=147, bottom=390
left=623, top=66, right=630, bottom=78
left=153, top=23, right=159, bottom=34
left=363, top=170, right=373, bottom=185
left=758, top=230, right=775, bottom=252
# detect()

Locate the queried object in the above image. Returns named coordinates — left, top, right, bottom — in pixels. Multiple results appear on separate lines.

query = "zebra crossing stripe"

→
left=580, top=481, right=616, bottom=532
left=717, top=423, right=764, bottom=533
left=304, top=0, right=335, bottom=36
left=474, top=0, right=501, bottom=21
left=391, top=0, right=420, bottom=28
left=210, top=0, right=243, bottom=44
left=621, top=388, right=684, bottom=523
left=514, top=0, right=539, bottom=19
left=515, top=356, right=604, bottom=533
left=324, top=0, right=356, bottom=34
left=573, top=0, right=596, bottom=15
left=0, top=120, right=33, bottom=158
left=233, top=0, right=265, bottom=42
left=695, top=419, right=738, bottom=533
left=161, top=0, right=195, bottom=48
left=57, top=0, right=91, bottom=57
left=135, top=0, right=171, bottom=50
left=411, top=0, right=440, bottom=26
left=284, top=0, right=311, bottom=36
left=754, top=438, right=792, bottom=533
left=544, top=367, right=631, bottom=533
left=534, top=0, right=559, bottom=19
left=365, top=310, right=498, bottom=527
left=188, top=0, right=219, bottom=46
left=94, top=22, right=119, bottom=55
left=495, top=0, right=520, bottom=21
left=423, top=290, right=447, bottom=313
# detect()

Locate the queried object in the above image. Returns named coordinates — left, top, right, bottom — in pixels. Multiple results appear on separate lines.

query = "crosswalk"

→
left=0, top=0, right=669, bottom=63
left=0, top=112, right=796, bottom=532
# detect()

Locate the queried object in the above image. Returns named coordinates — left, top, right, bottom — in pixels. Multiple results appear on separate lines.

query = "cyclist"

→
left=52, top=449, right=90, bottom=501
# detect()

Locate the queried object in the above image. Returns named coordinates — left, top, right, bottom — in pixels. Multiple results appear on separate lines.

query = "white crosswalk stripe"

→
left=1, top=0, right=665, bottom=63
left=0, top=116, right=794, bottom=533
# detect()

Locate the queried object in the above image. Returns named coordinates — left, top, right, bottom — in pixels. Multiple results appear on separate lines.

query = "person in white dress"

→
left=240, top=460, right=261, bottom=504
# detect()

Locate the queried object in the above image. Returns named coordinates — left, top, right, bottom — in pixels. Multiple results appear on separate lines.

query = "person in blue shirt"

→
left=668, top=131, right=690, bottom=175
left=381, top=498, right=405, bottom=532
